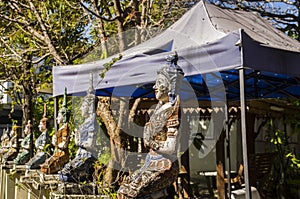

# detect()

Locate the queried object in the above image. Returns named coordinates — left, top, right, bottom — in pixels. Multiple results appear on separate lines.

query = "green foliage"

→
left=264, top=119, right=300, bottom=197
left=94, top=157, right=118, bottom=199
left=68, top=135, right=78, bottom=160
left=77, top=0, right=194, bottom=63
left=0, top=0, right=92, bottom=127
left=286, top=153, right=300, bottom=169
left=99, top=54, right=123, bottom=79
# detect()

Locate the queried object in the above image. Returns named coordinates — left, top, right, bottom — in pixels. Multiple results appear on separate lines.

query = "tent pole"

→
left=54, top=96, right=58, bottom=132
left=239, top=68, right=251, bottom=199
left=225, top=95, right=231, bottom=198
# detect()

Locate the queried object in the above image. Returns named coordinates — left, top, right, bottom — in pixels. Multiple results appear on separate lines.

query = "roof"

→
left=205, top=2, right=300, bottom=52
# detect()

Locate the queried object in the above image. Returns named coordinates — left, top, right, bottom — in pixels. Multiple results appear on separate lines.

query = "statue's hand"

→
left=149, top=141, right=159, bottom=150
left=167, top=127, right=178, bottom=136
left=81, top=142, right=87, bottom=148
left=38, top=145, right=44, bottom=150
left=58, top=142, right=65, bottom=149
left=157, top=137, right=177, bottom=155
left=52, top=135, right=57, bottom=145
left=73, top=128, right=78, bottom=135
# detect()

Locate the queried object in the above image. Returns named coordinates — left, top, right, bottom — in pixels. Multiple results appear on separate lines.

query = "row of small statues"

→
left=0, top=85, right=97, bottom=184
left=0, top=53, right=184, bottom=198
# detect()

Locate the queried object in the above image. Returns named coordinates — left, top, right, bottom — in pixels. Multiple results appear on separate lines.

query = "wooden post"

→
left=217, top=162, right=225, bottom=199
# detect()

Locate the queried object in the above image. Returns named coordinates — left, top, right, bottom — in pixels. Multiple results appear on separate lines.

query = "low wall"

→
left=0, top=164, right=109, bottom=199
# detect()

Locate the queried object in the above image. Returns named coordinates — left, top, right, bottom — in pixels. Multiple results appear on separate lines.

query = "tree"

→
left=0, top=0, right=91, bottom=127
left=71, top=0, right=196, bottom=62
left=208, top=0, right=299, bottom=41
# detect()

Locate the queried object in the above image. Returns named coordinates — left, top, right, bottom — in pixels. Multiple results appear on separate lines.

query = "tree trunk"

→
left=97, top=97, right=142, bottom=185
left=113, top=0, right=127, bottom=52
left=91, top=0, right=109, bottom=58
left=22, top=85, right=35, bottom=158
left=97, top=97, right=122, bottom=185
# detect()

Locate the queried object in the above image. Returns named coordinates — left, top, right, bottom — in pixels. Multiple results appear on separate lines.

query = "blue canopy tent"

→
left=53, top=1, right=300, bottom=198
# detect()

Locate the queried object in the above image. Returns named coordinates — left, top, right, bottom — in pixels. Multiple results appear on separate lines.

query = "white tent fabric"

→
left=53, top=0, right=300, bottom=97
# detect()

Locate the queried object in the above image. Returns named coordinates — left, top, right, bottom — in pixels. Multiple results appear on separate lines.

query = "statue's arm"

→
left=58, top=123, right=70, bottom=149
left=156, top=125, right=179, bottom=155
left=82, top=125, right=95, bottom=149
left=38, top=133, right=48, bottom=150
left=10, top=136, right=17, bottom=147
left=154, top=99, right=180, bottom=155
left=22, top=135, right=31, bottom=150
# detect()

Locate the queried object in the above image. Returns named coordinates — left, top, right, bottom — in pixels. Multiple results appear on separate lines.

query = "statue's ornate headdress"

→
left=3, top=126, right=9, bottom=137
left=40, top=104, right=49, bottom=129
left=11, top=124, right=21, bottom=135
left=83, top=73, right=96, bottom=112
left=59, top=87, right=70, bottom=123
left=25, top=120, right=32, bottom=134
left=157, top=52, right=184, bottom=104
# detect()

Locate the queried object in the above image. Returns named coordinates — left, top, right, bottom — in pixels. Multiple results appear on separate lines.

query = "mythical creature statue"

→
left=0, top=127, right=11, bottom=162
left=41, top=88, right=71, bottom=174
left=59, top=74, right=98, bottom=183
left=14, top=120, right=32, bottom=165
left=2, top=125, right=20, bottom=163
left=26, top=105, right=50, bottom=169
left=117, top=52, right=184, bottom=199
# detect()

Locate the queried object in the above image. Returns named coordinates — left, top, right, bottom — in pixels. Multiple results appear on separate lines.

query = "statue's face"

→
left=80, top=100, right=89, bottom=118
left=24, top=125, right=30, bottom=135
left=153, top=74, right=169, bottom=103
left=56, top=111, right=64, bottom=124
left=38, top=121, right=46, bottom=132
left=10, top=129, right=15, bottom=137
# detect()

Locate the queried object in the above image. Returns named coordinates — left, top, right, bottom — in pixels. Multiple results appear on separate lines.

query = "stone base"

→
left=20, top=169, right=40, bottom=185
left=50, top=192, right=109, bottom=199
left=14, top=164, right=27, bottom=171
left=55, top=182, right=98, bottom=195
left=37, top=173, right=60, bottom=190
left=6, top=161, right=15, bottom=165
left=40, top=173, right=59, bottom=182
left=1, top=164, right=13, bottom=170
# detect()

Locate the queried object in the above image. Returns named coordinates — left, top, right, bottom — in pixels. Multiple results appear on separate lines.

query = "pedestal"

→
left=0, top=164, right=15, bottom=199
left=38, top=172, right=60, bottom=190
left=49, top=192, right=109, bottom=199
left=0, top=166, right=5, bottom=199
left=13, top=167, right=28, bottom=199
left=55, top=182, right=98, bottom=195
left=20, top=169, right=40, bottom=185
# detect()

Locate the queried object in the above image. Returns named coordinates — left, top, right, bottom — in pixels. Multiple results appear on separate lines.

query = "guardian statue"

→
left=2, top=125, right=20, bottom=163
left=14, top=120, right=32, bottom=165
left=59, top=74, right=98, bottom=183
left=26, top=105, right=50, bottom=169
left=41, top=88, right=71, bottom=174
left=118, top=52, right=184, bottom=199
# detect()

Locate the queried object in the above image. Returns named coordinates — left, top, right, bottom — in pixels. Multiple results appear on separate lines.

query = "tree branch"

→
left=0, top=37, right=22, bottom=61
left=26, top=0, right=66, bottom=65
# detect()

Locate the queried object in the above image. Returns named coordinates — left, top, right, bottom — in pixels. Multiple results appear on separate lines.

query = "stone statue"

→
left=2, top=125, right=20, bottom=163
left=14, top=120, right=32, bottom=165
left=117, top=52, right=184, bottom=199
left=59, top=74, right=98, bottom=183
left=26, top=105, right=50, bottom=169
left=41, top=88, right=71, bottom=174
left=0, top=127, right=11, bottom=162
